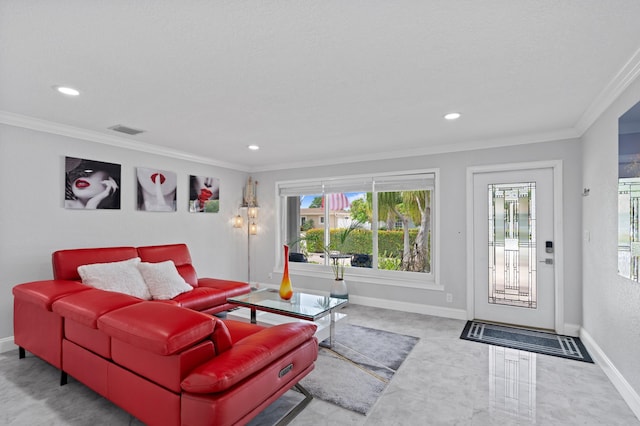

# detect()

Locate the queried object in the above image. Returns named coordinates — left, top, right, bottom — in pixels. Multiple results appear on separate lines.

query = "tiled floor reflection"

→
left=489, top=347, right=536, bottom=422
left=291, top=304, right=640, bottom=425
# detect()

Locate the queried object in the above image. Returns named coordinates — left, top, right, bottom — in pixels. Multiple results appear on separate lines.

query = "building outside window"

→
left=278, top=170, right=438, bottom=285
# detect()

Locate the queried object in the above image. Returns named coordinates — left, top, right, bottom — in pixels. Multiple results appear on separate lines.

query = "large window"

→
left=278, top=171, right=438, bottom=286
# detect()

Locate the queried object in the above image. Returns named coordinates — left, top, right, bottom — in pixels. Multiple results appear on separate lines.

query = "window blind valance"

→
left=278, top=173, right=434, bottom=196
left=374, top=174, right=435, bottom=191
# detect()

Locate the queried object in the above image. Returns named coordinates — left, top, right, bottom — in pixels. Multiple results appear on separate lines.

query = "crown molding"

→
left=6, top=41, right=640, bottom=177
left=254, top=48, right=640, bottom=173
left=250, top=127, right=581, bottom=172
left=575, top=46, right=640, bottom=135
left=1, top=109, right=579, bottom=174
left=0, top=111, right=250, bottom=172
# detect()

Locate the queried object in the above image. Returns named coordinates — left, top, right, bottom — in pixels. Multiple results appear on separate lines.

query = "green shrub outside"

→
left=304, top=228, right=418, bottom=258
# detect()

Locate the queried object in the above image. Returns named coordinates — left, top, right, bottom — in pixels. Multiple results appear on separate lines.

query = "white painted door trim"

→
left=466, top=160, right=565, bottom=334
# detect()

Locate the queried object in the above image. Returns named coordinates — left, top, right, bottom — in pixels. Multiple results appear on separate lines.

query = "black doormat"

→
left=460, top=321, right=593, bottom=363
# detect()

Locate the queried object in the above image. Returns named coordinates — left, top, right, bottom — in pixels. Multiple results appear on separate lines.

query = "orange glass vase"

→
left=279, top=245, right=293, bottom=300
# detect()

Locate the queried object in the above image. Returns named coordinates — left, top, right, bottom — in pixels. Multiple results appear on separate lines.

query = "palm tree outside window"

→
left=278, top=171, right=436, bottom=283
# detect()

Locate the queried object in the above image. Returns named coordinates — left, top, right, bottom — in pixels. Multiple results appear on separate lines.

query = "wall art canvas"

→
left=65, top=156, right=121, bottom=209
left=189, top=175, right=219, bottom=213
left=136, top=167, right=177, bottom=212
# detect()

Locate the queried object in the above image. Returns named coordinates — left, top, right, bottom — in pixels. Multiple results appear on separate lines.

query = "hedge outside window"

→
left=278, top=171, right=437, bottom=284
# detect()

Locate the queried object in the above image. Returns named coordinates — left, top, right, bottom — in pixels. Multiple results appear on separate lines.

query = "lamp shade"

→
left=233, top=215, right=243, bottom=228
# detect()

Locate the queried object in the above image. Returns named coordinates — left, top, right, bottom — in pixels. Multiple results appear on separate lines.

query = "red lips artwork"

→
left=151, top=173, right=166, bottom=184
left=198, top=188, right=213, bottom=205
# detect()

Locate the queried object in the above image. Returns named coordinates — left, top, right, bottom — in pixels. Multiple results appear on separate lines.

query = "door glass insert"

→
left=618, top=178, right=640, bottom=281
left=488, top=182, right=537, bottom=309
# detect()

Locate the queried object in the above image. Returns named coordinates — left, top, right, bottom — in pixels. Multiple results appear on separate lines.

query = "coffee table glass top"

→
left=228, top=288, right=347, bottom=321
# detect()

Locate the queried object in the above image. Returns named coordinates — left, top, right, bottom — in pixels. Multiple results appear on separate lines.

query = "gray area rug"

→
left=300, top=323, right=419, bottom=415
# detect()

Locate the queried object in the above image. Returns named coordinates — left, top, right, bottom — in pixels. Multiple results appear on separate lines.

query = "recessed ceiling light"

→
left=248, top=145, right=260, bottom=151
left=54, top=86, right=80, bottom=96
left=444, top=112, right=461, bottom=120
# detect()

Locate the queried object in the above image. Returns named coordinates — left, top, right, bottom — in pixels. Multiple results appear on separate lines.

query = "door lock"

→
left=539, top=258, right=554, bottom=265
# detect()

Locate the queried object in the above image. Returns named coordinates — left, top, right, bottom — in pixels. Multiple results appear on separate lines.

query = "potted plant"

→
left=288, top=221, right=361, bottom=299
left=324, top=221, right=361, bottom=299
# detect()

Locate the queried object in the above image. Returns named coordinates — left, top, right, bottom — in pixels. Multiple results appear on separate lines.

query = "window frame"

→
left=275, top=168, right=442, bottom=290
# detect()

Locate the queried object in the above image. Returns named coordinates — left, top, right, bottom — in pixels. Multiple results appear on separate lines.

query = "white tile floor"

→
left=290, top=304, right=639, bottom=426
left=1, top=304, right=638, bottom=425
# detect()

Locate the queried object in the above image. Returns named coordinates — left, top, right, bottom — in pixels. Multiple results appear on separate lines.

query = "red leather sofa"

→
left=12, top=244, right=319, bottom=425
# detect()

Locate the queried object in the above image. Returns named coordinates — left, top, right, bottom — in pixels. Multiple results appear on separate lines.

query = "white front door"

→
left=472, top=167, right=555, bottom=330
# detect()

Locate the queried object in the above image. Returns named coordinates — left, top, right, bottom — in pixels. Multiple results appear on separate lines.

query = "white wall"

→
left=251, top=138, right=583, bottom=326
left=0, top=121, right=586, bottom=352
left=4, top=88, right=638, bottom=411
left=582, top=76, right=640, bottom=404
left=0, top=124, right=248, bottom=344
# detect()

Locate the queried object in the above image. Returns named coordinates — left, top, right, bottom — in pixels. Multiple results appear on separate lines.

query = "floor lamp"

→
left=235, top=177, right=259, bottom=285
left=234, top=203, right=258, bottom=284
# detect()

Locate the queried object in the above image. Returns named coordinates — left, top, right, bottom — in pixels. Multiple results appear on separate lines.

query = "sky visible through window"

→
left=300, top=192, right=365, bottom=208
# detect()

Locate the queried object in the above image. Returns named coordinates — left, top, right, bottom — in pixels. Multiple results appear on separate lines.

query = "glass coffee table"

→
left=227, top=288, right=348, bottom=348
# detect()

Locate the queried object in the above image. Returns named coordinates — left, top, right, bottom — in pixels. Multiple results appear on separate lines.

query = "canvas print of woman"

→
left=189, top=175, right=219, bottom=213
left=136, top=167, right=177, bottom=211
left=65, top=157, right=121, bottom=209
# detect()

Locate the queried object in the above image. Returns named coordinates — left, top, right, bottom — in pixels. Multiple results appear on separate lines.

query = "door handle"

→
left=539, top=259, right=554, bottom=265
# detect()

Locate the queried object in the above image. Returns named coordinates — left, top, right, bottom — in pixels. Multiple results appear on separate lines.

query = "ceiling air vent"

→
left=108, top=124, right=145, bottom=135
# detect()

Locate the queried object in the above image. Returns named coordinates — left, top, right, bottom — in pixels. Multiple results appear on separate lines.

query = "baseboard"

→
left=1, top=285, right=466, bottom=354
left=0, top=294, right=576, bottom=354
left=580, top=328, right=640, bottom=421
left=563, top=323, right=581, bottom=337
left=256, top=283, right=468, bottom=321
left=0, top=336, right=17, bottom=354
left=348, top=294, right=468, bottom=320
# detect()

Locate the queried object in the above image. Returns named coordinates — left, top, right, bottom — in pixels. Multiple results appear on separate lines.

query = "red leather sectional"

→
left=12, top=244, right=318, bottom=425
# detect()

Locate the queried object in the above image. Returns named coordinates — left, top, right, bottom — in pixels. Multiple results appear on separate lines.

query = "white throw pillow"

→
left=77, top=257, right=151, bottom=300
left=137, top=260, right=193, bottom=300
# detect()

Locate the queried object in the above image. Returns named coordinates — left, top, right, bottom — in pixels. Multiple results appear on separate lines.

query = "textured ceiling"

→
left=2, top=1, right=640, bottom=171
